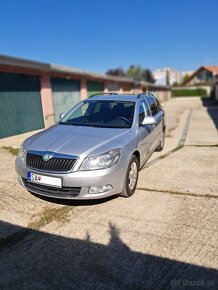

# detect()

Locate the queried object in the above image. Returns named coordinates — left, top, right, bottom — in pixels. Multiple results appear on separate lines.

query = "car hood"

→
left=26, top=124, right=131, bottom=156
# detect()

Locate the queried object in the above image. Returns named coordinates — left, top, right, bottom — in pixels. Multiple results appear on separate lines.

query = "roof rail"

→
left=89, top=92, right=118, bottom=98
left=136, top=92, right=153, bottom=99
left=136, top=93, right=147, bottom=99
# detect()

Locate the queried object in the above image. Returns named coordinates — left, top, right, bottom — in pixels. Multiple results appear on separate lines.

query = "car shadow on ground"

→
left=0, top=221, right=217, bottom=289
left=201, top=97, right=218, bottom=130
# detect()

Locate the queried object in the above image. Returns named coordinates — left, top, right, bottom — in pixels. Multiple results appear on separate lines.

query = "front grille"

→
left=22, top=178, right=81, bottom=197
left=26, top=153, right=77, bottom=172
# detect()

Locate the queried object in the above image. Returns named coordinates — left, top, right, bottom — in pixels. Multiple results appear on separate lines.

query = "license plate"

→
left=27, top=172, right=62, bottom=188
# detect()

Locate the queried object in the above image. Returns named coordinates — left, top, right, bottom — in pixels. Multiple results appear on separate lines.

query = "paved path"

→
left=0, top=97, right=217, bottom=289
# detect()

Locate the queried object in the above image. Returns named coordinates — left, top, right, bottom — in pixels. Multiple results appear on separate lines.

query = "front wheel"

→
left=120, top=155, right=139, bottom=198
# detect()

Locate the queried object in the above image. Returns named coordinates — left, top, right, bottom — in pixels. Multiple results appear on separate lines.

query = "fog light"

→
left=89, top=185, right=113, bottom=194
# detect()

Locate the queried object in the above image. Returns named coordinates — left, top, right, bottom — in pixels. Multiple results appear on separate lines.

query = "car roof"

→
left=87, top=93, right=154, bottom=102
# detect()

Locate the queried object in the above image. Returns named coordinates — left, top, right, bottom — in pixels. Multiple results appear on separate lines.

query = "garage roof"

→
left=0, top=54, right=170, bottom=89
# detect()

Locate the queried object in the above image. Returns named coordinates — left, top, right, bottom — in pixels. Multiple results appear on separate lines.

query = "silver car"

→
left=15, top=93, right=165, bottom=200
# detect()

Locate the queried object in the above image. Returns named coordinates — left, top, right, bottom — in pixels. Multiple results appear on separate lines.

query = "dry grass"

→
left=2, top=146, right=19, bottom=156
left=28, top=206, right=71, bottom=230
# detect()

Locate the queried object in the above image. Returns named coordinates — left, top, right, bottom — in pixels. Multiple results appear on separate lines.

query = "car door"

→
left=138, top=99, right=156, bottom=163
left=154, top=96, right=165, bottom=134
left=146, top=96, right=164, bottom=150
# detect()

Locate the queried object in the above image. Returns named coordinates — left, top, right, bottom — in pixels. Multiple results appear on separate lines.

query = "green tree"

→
left=182, top=74, right=190, bottom=84
left=172, top=81, right=179, bottom=87
left=142, top=69, right=155, bottom=83
left=126, top=65, right=155, bottom=83
left=126, top=65, right=143, bottom=81
left=106, top=65, right=156, bottom=83
left=106, top=67, right=125, bottom=77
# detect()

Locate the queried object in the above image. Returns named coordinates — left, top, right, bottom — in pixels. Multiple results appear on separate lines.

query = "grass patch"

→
left=0, top=206, right=73, bottom=249
left=28, top=206, right=71, bottom=230
left=2, top=146, right=19, bottom=156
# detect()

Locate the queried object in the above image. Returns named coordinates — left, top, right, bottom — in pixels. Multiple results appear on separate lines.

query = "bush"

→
left=172, top=88, right=207, bottom=97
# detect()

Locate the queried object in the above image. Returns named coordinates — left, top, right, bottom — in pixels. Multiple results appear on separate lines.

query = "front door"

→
left=138, top=99, right=156, bottom=164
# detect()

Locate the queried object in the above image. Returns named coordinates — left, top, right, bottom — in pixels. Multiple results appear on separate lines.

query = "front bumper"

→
left=15, top=158, right=126, bottom=200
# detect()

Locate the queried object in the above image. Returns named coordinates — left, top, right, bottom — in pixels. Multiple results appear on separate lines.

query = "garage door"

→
left=108, top=82, right=120, bottom=92
left=87, top=81, right=104, bottom=98
left=51, top=78, right=81, bottom=122
left=0, top=72, right=44, bottom=139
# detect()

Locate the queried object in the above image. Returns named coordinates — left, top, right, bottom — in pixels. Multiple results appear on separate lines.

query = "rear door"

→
left=146, top=96, right=164, bottom=149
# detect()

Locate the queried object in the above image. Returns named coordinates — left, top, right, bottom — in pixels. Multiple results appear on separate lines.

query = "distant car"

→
left=15, top=93, right=165, bottom=200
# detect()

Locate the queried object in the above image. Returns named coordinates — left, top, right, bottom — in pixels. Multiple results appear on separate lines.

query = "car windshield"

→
left=60, top=100, right=135, bottom=128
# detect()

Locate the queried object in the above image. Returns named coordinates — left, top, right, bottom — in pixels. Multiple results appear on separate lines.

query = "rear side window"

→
left=155, top=98, right=163, bottom=111
left=146, top=97, right=159, bottom=116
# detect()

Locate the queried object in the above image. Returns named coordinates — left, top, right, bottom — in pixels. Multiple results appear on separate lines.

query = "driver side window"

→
left=139, top=100, right=150, bottom=125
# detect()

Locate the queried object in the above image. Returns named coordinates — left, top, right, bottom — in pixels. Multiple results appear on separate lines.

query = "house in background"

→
left=182, top=66, right=218, bottom=98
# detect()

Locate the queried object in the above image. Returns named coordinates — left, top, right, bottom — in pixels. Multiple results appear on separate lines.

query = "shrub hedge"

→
left=172, top=88, right=207, bottom=97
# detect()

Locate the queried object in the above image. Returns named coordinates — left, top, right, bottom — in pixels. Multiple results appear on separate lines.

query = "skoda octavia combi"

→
left=15, top=93, right=165, bottom=200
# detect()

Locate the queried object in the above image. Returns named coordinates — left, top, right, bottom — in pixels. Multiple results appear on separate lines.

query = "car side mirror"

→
left=141, top=116, right=156, bottom=126
left=59, top=112, right=65, bottom=120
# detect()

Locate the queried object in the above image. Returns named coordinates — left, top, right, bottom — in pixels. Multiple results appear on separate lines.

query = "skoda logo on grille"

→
left=43, top=153, right=52, bottom=162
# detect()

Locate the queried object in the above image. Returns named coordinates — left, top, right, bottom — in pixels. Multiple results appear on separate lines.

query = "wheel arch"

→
left=132, top=150, right=140, bottom=166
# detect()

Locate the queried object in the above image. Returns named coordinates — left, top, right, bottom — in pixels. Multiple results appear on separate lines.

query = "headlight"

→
left=18, top=145, right=26, bottom=161
left=80, top=149, right=121, bottom=171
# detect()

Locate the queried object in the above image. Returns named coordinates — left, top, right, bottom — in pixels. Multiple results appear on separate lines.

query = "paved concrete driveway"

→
left=0, top=97, right=217, bottom=289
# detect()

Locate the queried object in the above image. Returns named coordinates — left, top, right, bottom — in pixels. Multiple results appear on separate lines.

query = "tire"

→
left=120, top=155, right=139, bottom=198
left=156, top=130, right=165, bottom=152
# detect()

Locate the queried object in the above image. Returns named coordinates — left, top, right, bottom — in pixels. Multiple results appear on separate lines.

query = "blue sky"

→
left=0, top=0, right=217, bottom=73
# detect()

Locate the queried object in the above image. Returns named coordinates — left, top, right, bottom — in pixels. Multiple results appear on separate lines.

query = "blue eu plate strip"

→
left=27, top=172, right=31, bottom=181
